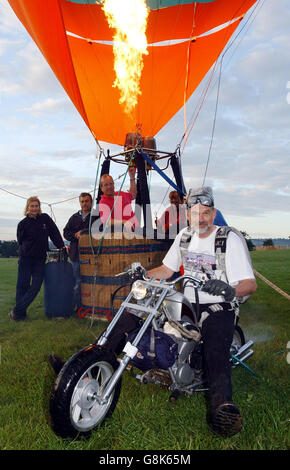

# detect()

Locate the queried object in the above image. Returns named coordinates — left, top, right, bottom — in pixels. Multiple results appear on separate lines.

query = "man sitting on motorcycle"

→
left=147, top=186, right=257, bottom=437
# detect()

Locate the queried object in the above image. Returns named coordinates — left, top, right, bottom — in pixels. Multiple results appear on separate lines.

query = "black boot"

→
left=206, top=377, right=242, bottom=437
left=210, top=402, right=242, bottom=437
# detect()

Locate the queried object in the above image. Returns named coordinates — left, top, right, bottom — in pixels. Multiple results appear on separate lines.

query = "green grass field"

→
left=0, top=250, right=289, bottom=451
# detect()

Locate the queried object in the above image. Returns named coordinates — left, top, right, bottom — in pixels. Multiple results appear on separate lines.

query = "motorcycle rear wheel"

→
left=50, top=347, right=121, bottom=439
left=230, top=325, right=245, bottom=355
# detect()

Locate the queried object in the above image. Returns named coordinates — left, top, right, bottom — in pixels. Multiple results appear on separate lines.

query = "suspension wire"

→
left=0, top=137, right=107, bottom=214
left=87, top=145, right=104, bottom=327
left=48, top=204, right=56, bottom=223
left=202, top=58, right=223, bottom=186
left=180, top=61, right=218, bottom=154
left=202, top=0, right=265, bottom=186
left=0, top=186, right=95, bottom=207
left=221, top=0, right=266, bottom=71
left=88, top=145, right=104, bottom=256
left=201, top=0, right=264, bottom=185
left=177, top=0, right=264, bottom=167
left=154, top=185, right=170, bottom=224
left=0, top=187, right=29, bottom=201
left=223, top=0, right=265, bottom=59
left=94, top=155, right=133, bottom=257
left=183, top=2, right=197, bottom=145
left=88, top=153, right=134, bottom=325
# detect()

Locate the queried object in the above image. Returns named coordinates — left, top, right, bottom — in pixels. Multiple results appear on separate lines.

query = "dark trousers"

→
left=103, top=306, right=235, bottom=410
left=14, top=257, right=45, bottom=320
left=199, top=306, right=235, bottom=410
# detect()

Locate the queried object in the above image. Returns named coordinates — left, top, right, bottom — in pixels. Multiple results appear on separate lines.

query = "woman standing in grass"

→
left=8, top=196, right=65, bottom=322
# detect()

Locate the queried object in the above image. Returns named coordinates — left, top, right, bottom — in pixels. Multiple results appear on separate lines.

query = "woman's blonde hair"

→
left=24, top=196, right=42, bottom=216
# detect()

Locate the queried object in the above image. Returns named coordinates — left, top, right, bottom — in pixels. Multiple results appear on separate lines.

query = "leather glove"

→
left=202, top=279, right=236, bottom=302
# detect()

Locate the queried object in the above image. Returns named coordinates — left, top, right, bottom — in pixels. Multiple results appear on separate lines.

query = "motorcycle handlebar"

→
left=115, top=263, right=204, bottom=289
left=163, top=274, right=204, bottom=288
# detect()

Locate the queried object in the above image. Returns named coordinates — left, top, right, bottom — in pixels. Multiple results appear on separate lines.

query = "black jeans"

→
left=198, top=305, right=235, bottom=410
left=13, top=257, right=45, bottom=320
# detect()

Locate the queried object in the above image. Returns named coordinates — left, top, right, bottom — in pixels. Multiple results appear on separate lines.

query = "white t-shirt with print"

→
left=163, top=226, right=255, bottom=304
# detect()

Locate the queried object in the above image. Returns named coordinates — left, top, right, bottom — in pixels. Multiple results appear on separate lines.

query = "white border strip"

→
left=66, top=15, right=243, bottom=47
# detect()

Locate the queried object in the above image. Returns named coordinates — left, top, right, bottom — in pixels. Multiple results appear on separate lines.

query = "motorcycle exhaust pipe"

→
left=237, top=349, right=254, bottom=363
left=235, top=340, right=254, bottom=358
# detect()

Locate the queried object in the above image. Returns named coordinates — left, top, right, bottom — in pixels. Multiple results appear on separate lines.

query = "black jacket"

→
left=63, top=212, right=98, bottom=262
left=17, top=213, right=64, bottom=259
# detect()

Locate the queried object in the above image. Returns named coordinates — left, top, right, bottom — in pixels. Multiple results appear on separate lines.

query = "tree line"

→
left=0, top=240, right=19, bottom=257
left=0, top=234, right=275, bottom=258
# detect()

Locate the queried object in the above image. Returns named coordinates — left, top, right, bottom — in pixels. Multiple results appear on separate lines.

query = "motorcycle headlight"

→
left=132, top=280, right=148, bottom=300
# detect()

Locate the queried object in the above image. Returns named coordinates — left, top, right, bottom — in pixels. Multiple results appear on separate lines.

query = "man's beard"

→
left=191, top=221, right=211, bottom=234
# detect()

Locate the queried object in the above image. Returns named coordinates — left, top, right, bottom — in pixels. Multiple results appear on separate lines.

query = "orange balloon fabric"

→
left=8, top=0, right=257, bottom=146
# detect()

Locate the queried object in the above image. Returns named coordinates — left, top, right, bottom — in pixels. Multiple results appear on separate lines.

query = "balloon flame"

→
left=102, top=0, right=149, bottom=115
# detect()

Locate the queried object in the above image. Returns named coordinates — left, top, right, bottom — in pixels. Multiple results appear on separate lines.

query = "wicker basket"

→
left=78, top=230, right=172, bottom=321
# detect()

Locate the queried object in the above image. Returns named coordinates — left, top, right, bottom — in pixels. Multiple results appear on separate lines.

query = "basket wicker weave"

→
left=78, top=231, right=172, bottom=321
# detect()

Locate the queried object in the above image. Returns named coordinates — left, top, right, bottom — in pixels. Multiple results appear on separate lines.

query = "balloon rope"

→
left=201, top=0, right=265, bottom=185
left=96, top=158, right=132, bottom=252
left=87, top=146, right=103, bottom=325
left=202, top=57, right=223, bottom=186
left=179, top=0, right=264, bottom=163
left=182, top=3, right=197, bottom=148
left=88, top=155, right=133, bottom=326
left=88, top=145, right=104, bottom=257
left=181, top=61, right=218, bottom=155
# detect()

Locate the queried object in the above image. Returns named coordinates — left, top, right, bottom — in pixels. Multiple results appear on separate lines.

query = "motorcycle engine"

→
left=170, top=322, right=201, bottom=386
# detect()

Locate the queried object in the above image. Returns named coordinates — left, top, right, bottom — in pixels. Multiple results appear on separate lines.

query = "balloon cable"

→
left=178, top=0, right=264, bottom=172
left=84, top=145, right=103, bottom=326
left=88, top=153, right=134, bottom=325
left=183, top=2, right=197, bottom=147
left=201, top=0, right=265, bottom=185
left=202, top=57, right=223, bottom=186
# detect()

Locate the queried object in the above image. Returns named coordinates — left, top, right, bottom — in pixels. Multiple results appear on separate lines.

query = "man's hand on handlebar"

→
left=202, top=279, right=236, bottom=302
left=115, top=263, right=147, bottom=281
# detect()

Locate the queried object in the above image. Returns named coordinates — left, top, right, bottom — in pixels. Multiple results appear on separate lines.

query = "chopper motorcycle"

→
left=49, top=263, right=254, bottom=439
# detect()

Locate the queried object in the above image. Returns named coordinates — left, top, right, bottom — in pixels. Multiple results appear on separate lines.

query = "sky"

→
left=0, top=0, right=290, bottom=241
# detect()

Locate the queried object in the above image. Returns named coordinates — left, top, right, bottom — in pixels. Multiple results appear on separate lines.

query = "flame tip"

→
left=102, top=0, right=149, bottom=115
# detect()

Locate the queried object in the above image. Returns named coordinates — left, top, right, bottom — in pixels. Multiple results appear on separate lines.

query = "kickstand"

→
left=231, top=354, right=258, bottom=377
left=169, top=390, right=180, bottom=403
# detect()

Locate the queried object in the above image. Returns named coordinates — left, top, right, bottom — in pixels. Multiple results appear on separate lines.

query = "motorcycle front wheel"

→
left=50, top=346, right=121, bottom=439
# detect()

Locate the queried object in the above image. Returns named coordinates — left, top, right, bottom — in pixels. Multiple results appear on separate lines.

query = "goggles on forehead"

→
left=186, top=195, right=214, bottom=208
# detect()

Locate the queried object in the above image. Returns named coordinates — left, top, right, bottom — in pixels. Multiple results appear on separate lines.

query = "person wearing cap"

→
left=147, top=186, right=257, bottom=437
left=156, top=191, right=187, bottom=234
left=157, top=190, right=228, bottom=235
left=99, top=167, right=139, bottom=231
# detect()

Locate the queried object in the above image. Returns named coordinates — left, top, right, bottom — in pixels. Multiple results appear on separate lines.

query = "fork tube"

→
left=101, top=288, right=169, bottom=401
left=100, top=309, right=157, bottom=402
left=97, top=291, right=134, bottom=346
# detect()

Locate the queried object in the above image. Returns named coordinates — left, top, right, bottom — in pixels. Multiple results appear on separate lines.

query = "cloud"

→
left=22, top=97, right=72, bottom=117
left=16, top=42, right=65, bottom=96
left=1, top=0, right=290, bottom=240
left=248, top=0, right=290, bottom=41
left=0, top=2, right=24, bottom=35
left=0, top=38, right=21, bottom=55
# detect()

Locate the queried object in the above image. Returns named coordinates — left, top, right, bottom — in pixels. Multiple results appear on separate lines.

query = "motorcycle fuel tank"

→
left=163, top=291, right=197, bottom=324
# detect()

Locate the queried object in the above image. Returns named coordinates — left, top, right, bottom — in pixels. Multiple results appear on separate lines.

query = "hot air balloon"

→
left=8, top=0, right=258, bottom=319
